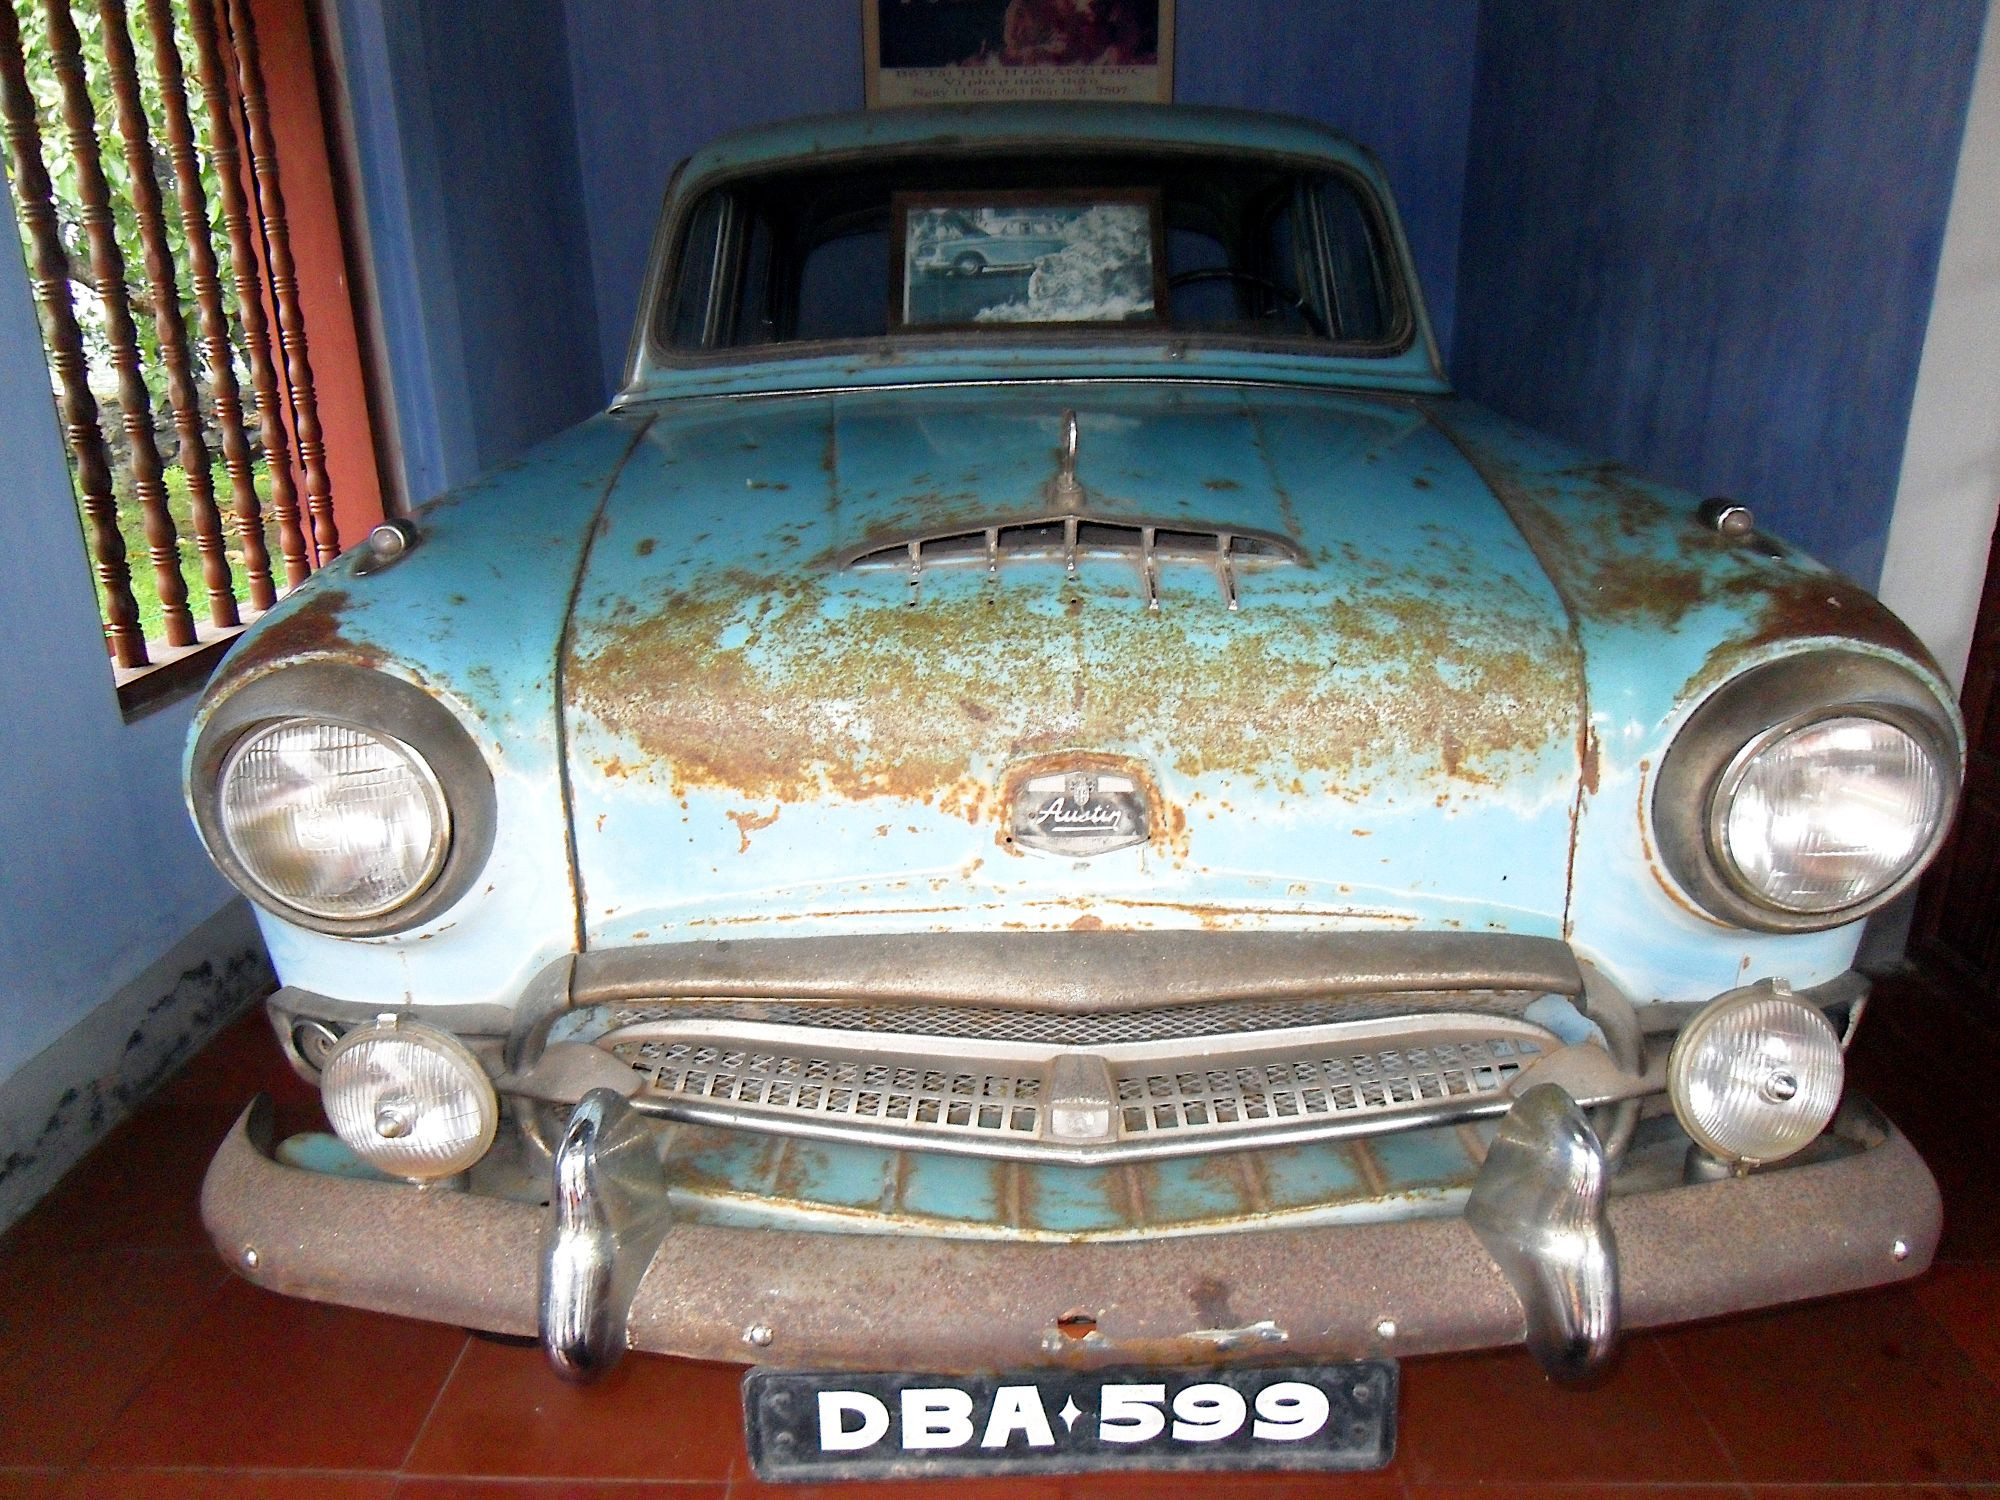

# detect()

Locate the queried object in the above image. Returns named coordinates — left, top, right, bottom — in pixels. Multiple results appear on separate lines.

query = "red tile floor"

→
left=3, top=969, right=1998, bottom=1499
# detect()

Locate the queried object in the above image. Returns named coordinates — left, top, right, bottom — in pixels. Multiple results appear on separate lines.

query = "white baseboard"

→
left=0, top=898, right=275, bottom=1234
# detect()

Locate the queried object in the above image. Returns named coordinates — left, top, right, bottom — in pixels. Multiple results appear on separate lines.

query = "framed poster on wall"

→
left=863, top=0, right=1174, bottom=108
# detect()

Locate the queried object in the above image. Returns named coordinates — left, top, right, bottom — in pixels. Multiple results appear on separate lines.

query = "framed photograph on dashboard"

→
left=889, top=188, right=1167, bottom=331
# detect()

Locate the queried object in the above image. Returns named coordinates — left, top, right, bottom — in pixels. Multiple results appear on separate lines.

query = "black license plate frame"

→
left=742, top=1359, right=1396, bottom=1483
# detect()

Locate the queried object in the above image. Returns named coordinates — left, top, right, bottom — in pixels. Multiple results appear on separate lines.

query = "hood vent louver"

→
left=842, top=515, right=1304, bottom=611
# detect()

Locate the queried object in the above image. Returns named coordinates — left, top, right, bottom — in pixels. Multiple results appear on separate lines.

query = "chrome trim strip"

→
left=569, top=932, right=1586, bottom=1011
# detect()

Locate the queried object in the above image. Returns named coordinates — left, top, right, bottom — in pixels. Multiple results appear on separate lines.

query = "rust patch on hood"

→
left=566, top=566, right=1579, bottom=808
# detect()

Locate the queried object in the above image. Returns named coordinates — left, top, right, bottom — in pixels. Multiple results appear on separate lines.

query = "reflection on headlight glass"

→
left=219, top=719, right=447, bottom=919
left=1722, top=715, right=1946, bottom=913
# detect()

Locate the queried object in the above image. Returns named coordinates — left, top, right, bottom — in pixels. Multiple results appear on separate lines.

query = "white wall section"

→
left=1879, top=0, right=2000, bottom=690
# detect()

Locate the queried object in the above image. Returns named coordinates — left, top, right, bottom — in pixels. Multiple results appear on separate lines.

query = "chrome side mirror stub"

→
left=1465, top=1083, right=1619, bottom=1384
left=540, top=1088, right=674, bottom=1382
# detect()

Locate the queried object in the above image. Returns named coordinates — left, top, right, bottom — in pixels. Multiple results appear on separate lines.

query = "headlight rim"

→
left=1652, top=650, right=1961, bottom=933
left=190, top=662, right=497, bottom=937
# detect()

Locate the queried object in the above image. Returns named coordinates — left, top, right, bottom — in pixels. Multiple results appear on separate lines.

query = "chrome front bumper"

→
left=203, top=1088, right=1938, bottom=1383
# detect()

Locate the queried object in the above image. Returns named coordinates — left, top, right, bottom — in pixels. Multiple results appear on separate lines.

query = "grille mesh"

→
left=607, top=1024, right=1546, bottom=1158
left=604, top=991, right=1541, bottom=1046
left=1117, top=1036, right=1538, bottom=1137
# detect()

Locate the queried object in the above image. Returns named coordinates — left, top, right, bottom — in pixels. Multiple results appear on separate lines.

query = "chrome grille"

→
left=623, top=1041, right=1042, bottom=1140
left=1117, top=1037, right=1539, bottom=1139
left=602, top=1013, right=1555, bottom=1164
left=840, top=512, right=1303, bottom=610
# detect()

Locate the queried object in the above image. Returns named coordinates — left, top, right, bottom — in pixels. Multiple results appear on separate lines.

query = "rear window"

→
left=656, top=149, right=1404, bottom=355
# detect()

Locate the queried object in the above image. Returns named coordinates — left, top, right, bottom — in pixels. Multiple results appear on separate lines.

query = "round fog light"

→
left=1667, top=982, right=1843, bottom=1166
left=321, top=1017, right=497, bottom=1181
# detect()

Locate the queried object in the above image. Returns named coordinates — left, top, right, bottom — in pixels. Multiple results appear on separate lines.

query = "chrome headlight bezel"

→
left=189, top=663, right=496, bottom=936
left=1653, top=651, right=1961, bottom=933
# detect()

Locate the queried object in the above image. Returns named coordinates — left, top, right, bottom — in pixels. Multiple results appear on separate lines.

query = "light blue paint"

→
left=1429, top=397, right=1964, bottom=1002
left=1028, top=1161, right=1128, bottom=1234
left=1453, top=0, right=1988, bottom=588
left=560, top=0, right=1479, bottom=396
left=1260, top=1142, right=1367, bottom=1211
left=199, top=411, right=653, bottom=1011
left=650, top=1123, right=1471, bottom=1235
left=900, top=1150, right=1004, bottom=1223
left=1369, top=1125, right=1479, bottom=1188
left=0, top=189, right=234, bottom=1089
left=205, top=97, right=1967, bottom=1027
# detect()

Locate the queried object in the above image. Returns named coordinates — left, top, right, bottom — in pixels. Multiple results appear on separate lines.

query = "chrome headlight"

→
left=190, top=663, right=496, bottom=935
left=321, top=1017, right=498, bottom=1180
left=219, top=719, right=449, bottom=920
left=1668, top=981, right=1843, bottom=1165
left=1654, top=653, right=1961, bottom=931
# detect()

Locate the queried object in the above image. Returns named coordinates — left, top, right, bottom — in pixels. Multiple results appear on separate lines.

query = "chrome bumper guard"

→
left=205, top=1085, right=1936, bottom=1386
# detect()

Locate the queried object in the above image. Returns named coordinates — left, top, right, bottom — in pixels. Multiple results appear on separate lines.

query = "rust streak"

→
left=214, top=587, right=379, bottom=687
left=725, top=805, right=781, bottom=854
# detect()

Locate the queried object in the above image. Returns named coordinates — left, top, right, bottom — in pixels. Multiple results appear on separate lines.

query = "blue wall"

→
left=336, top=0, right=1985, bottom=589
left=1175, top=1, right=1478, bottom=360
left=1453, top=0, right=1988, bottom=587
left=561, top=0, right=1482, bottom=396
left=333, top=0, right=604, bottom=503
left=0, top=191, right=234, bottom=1089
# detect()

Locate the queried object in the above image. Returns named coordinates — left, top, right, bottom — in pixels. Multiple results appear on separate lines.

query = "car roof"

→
left=678, top=103, right=1384, bottom=184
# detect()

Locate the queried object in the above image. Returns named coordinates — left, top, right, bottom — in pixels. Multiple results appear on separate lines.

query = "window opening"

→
left=0, top=0, right=339, bottom=688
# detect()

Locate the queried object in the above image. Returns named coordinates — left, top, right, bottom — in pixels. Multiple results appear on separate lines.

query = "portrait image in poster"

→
left=864, top=0, right=1174, bottom=106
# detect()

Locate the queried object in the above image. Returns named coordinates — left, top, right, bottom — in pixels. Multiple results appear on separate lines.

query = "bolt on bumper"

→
left=204, top=1089, right=1938, bottom=1382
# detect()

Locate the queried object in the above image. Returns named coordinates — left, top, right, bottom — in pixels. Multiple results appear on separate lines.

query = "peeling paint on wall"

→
left=0, top=901, right=276, bottom=1232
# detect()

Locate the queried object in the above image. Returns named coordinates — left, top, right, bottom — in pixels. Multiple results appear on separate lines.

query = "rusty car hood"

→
left=560, top=383, right=1589, bottom=945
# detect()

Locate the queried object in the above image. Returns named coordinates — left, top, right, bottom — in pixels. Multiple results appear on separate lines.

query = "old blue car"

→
left=188, top=103, right=1963, bottom=1481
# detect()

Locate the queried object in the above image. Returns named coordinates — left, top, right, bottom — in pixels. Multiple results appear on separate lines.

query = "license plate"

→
left=742, top=1361, right=1396, bottom=1482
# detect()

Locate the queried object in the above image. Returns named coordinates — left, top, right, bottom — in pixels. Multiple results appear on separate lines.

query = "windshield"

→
left=656, top=149, right=1406, bottom=356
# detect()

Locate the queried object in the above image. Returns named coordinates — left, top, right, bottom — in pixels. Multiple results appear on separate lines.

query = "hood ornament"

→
left=1049, top=409, right=1084, bottom=510
left=1009, top=760, right=1149, bottom=857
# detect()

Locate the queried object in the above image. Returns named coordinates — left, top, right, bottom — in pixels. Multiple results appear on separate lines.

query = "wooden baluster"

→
left=39, top=0, right=196, bottom=647
left=219, top=0, right=337, bottom=566
left=185, top=0, right=307, bottom=584
left=99, top=0, right=237, bottom=628
left=0, top=1, right=147, bottom=665
left=140, top=0, right=272, bottom=610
